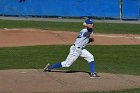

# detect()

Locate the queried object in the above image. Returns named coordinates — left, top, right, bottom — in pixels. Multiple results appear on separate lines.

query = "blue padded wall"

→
left=0, top=0, right=122, bottom=19
left=122, top=0, right=140, bottom=19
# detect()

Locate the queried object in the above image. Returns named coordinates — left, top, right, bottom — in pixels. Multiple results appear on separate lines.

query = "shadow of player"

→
left=47, top=70, right=90, bottom=75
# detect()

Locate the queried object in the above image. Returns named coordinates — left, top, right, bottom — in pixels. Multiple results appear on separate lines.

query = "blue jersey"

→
left=74, top=28, right=93, bottom=48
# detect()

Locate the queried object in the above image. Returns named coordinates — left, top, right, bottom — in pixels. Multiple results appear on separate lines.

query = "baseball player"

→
left=43, top=19, right=99, bottom=78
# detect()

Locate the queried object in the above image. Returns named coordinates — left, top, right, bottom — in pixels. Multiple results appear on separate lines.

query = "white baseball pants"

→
left=61, top=45, right=94, bottom=67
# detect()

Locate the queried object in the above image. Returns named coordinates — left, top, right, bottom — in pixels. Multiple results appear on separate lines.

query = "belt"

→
left=73, top=44, right=81, bottom=49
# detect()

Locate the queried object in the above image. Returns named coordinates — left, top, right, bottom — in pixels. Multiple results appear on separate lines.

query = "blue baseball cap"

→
left=84, top=19, right=93, bottom=25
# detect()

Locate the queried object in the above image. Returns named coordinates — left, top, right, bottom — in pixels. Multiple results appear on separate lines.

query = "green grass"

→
left=0, top=20, right=139, bottom=93
left=0, top=20, right=140, bottom=34
left=0, top=45, right=139, bottom=75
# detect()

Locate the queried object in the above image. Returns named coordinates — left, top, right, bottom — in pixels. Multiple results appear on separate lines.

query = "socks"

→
left=89, top=61, right=95, bottom=74
left=49, top=62, right=62, bottom=69
left=49, top=61, right=95, bottom=73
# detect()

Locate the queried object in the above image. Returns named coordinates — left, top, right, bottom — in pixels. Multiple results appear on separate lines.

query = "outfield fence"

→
left=0, top=0, right=140, bottom=20
left=122, top=0, right=140, bottom=20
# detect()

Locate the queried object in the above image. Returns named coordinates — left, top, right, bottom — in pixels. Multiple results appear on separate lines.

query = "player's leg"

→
left=44, top=46, right=81, bottom=71
left=61, top=46, right=81, bottom=67
left=80, top=49, right=98, bottom=78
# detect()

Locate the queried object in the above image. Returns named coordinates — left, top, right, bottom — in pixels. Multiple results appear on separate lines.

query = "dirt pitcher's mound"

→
left=0, top=69, right=140, bottom=93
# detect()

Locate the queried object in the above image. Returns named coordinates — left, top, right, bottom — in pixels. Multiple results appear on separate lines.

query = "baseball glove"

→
left=88, top=38, right=94, bottom=43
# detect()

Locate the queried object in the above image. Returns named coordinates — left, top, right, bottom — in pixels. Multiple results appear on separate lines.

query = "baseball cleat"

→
left=43, top=63, right=51, bottom=72
left=90, top=72, right=100, bottom=78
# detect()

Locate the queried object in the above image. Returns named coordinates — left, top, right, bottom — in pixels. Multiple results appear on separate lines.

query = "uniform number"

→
left=77, top=32, right=83, bottom=38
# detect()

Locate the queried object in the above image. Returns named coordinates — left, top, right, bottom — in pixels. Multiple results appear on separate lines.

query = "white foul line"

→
left=95, top=34, right=140, bottom=40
